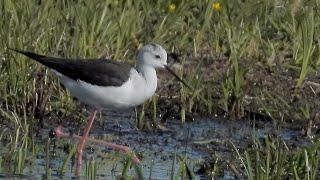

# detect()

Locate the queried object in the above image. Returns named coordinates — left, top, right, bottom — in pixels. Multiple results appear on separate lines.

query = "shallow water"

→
left=0, top=110, right=315, bottom=179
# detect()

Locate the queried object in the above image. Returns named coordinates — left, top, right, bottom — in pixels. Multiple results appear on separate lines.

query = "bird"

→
left=10, top=43, right=190, bottom=176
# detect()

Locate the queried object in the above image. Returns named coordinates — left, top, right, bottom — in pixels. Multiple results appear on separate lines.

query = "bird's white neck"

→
left=137, top=64, right=157, bottom=96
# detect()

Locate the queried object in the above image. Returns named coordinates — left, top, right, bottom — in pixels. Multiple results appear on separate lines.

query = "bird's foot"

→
left=54, top=125, right=68, bottom=138
left=53, top=126, right=141, bottom=165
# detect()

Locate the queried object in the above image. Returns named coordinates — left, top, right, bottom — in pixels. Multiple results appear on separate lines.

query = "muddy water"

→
left=0, top=110, right=315, bottom=179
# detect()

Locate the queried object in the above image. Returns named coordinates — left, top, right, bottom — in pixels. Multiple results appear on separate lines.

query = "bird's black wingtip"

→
left=8, top=47, right=31, bottom=55
left=7, top=47, right=20, bottom=53
left=8, top=48, right=45, bottom=60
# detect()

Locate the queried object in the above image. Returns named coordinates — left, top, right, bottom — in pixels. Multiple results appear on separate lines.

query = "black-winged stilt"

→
left=10, top=43, right=189, bottom=176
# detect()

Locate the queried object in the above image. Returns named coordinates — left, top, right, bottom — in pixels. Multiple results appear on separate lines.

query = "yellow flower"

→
left=168, top=3, right=176, bottom=13
left=212, top=2, right=221, bottom=11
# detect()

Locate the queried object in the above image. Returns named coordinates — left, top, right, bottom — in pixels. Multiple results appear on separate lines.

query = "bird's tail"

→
left=8, top=48, right=46, bottom=62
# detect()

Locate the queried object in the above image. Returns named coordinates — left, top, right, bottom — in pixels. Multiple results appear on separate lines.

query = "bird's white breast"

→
left=53, top=69, right=156, bottom=109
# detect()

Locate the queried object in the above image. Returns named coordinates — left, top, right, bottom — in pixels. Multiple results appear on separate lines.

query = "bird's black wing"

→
left=10, top=49, right=132, bottom=87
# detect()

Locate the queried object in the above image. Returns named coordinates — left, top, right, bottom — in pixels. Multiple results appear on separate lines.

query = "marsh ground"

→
left=0, top=0, right=320, bottom=179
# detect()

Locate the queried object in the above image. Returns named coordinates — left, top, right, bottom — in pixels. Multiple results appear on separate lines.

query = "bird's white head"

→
left=137, top=43, right=167, bottom=69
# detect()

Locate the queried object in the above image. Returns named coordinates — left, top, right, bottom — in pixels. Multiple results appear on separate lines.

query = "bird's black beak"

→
left=164, top=65, right=193, bottom=90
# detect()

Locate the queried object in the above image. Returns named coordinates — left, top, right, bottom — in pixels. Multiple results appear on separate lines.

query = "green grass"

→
left=0, top=125, right=31, bottom=175
left=1, top=0, right=320, bottom=179
left=85, top=157, right=97, bottom=180
left=295, top=8, right=316, bottom=87
left=233, top=135, right=320, bottom=180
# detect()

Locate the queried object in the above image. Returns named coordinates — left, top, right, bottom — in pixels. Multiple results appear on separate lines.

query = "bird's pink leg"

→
left=74, top=109, right=97, bottom=176
left=55, top=126, right=141, bottom=164
left=54, top=109, right=140, bottom=176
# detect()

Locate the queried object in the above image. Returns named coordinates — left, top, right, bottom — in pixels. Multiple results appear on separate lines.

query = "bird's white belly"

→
left=55, top=71, right=155, bottom=109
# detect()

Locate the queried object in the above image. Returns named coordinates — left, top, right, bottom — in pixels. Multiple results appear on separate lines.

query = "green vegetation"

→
left=0, top=0, right=320, bottom=179
left=233, top=136, right=320, bottom=180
